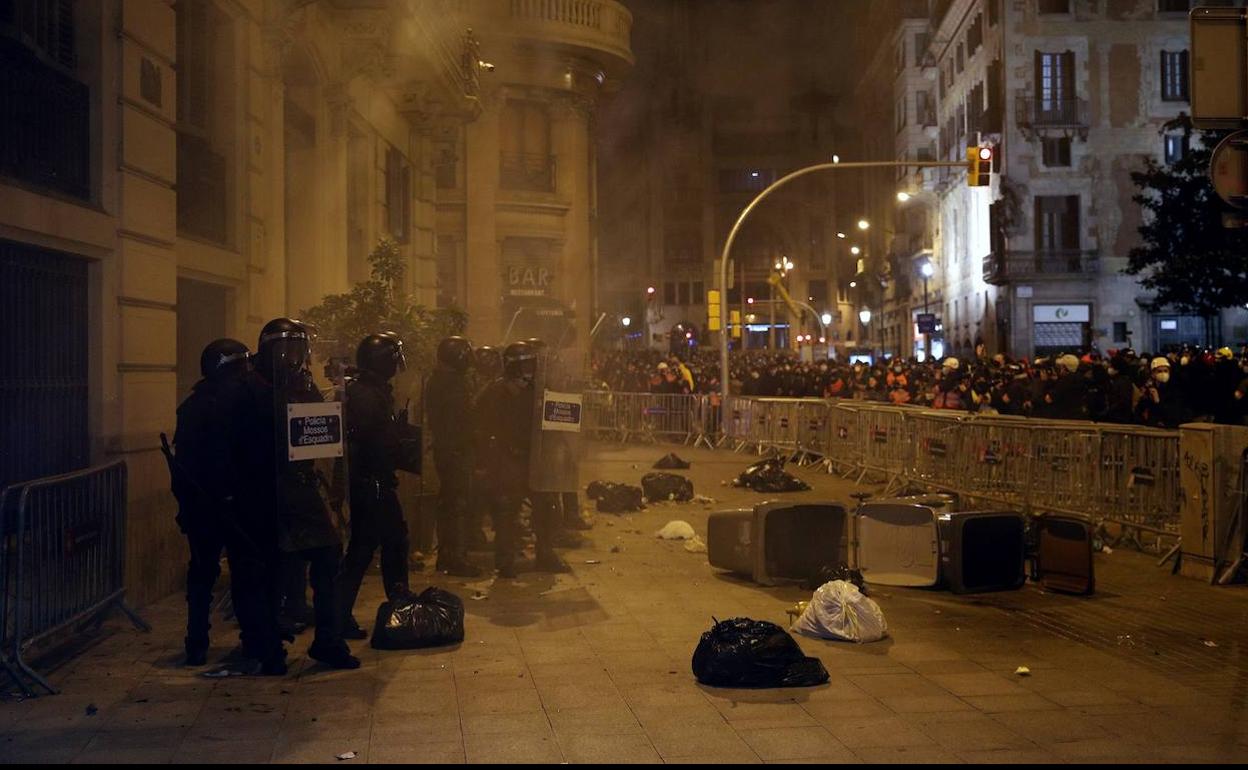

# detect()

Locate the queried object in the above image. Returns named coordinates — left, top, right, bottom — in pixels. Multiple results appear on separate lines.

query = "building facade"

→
left=858, top=0, right=1248, bottom=362
left=0, top=0, right=630, bottom=603
left=597, top=0, right=844, bottom=357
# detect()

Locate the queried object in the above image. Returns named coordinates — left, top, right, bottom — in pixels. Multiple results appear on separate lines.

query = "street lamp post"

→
left=716, top=158, right=973, bottom=401
left=920, top=260, right=934, bottom=361
left=858, top=307, right=872, bottom=357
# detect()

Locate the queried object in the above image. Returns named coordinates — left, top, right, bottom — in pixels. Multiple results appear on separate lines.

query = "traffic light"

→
left=967, top=145, right=994, bottom=187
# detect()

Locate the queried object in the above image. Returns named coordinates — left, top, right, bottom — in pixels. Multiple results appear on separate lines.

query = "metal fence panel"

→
left=3, top=460, right=147, bottom=696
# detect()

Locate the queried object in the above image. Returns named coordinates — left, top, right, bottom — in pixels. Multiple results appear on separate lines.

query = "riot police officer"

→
left=337, top=333, right=416, bottom=636
left=170, top=339, right=251, bottom=665
left=426, top=336, right=483, bottom=577
left=226, top=318, right=358, bottom=670
left=474, top=341, right=569, bottom=577
left=474, top=345, right=503, bottom=383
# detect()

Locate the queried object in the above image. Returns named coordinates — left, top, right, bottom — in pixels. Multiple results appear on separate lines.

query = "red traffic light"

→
left=977, top=146, right=993, bottom=162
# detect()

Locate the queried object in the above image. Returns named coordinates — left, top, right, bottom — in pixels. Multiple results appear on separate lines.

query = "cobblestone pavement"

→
left=2, top=442, right=1246, bottom=763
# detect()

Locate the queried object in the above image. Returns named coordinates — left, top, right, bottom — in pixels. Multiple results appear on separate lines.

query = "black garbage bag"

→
left=371, top=587, right=464, bottom=650
left=803, top=564, right=868, bottom=594
left=733, top=457, right=811, bottom=493
left=691, top=617, right=829, bottom=688
left=587, top=481, right=645, bottom=513
left=653, top=452, right=692, bottom=470
left=641, top=472, right=694, bottom=502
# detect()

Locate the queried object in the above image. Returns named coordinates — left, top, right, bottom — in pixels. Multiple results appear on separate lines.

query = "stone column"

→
left=246, top=21, right=293, bottom=341
left=463, top=94, right=503, bottom=343
left=116, top=0, right=181, bottom=604
left=317, top=82, right=352, bottom=306
left=551, top=93, right=594, bottom=355
left=283, top=79, right=350, bottom=318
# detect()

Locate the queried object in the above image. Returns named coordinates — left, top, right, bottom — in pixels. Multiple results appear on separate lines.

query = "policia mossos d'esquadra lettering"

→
left=223, top=317, right=360, bottom=672
left=337, top=332, right=418, bottom=638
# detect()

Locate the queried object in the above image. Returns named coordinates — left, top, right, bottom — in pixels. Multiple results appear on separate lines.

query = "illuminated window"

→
left=1160, top=51, right=1190, bottom=102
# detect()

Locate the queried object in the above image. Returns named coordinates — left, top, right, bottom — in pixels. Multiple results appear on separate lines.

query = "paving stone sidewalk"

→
left=1, top=442, right=1245, bottom=763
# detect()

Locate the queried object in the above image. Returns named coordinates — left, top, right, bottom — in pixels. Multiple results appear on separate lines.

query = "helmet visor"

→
left=260, top=329, right=310, bottom=371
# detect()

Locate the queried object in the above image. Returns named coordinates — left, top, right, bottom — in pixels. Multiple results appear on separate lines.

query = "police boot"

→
left=495, top=557, right=518, bottom=580
left=184, top=637, right=209, bottom=667
left=308, top=640, right=361, bottom=670
left=562, top=498, right=592, bottom=531
left=259, top=651, right=289, bottom=677
left=342, top=617, right=368, bottom=640
left=534, top=549, right=571, bottom=574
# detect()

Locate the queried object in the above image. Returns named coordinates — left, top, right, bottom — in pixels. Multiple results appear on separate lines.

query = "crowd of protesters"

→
left=590, top=346, right=1248, bottom=428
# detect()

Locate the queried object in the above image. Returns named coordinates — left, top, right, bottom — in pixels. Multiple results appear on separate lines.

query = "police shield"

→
left=529, top=352, right=582, bottom=493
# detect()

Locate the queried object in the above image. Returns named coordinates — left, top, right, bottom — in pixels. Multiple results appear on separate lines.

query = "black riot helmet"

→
left=436, top=336, right=473, bottom=371
left=200, top=338, right=250, bottom=380
left=502, top=340, right=538, bottom=382
left=256, top=318, right=310, bottom=377
left=474, top=345, right=503, bottom=379
left=356, top=332, right=407, bottom=380
left=525, top=337, right=547, bottom=355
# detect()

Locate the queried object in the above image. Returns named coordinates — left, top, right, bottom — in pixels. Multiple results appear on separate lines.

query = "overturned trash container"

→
left=692, top=617, right=829, bottom=688
left=1029, top=514, right=1095, bottom=595
left=708, top=501, right=849, bottom=586
left=855, top=501, right=945, bottom=588
left=937, top=511, right=1027, bottom=594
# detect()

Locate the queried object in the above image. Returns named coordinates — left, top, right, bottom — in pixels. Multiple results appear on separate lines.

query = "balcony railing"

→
left=177, top=132, right=228, bottom=245
left=984, top=249, right=1099, bottom=285
left=500, top=151, right=556, bottom=193
left=1016, top=96, right=1089, bottom=132
left=0, top=38, right=90, bottom=201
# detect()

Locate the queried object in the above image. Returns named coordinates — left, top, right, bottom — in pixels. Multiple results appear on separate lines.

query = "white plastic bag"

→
left=683, top=535, right=708, bottom=553
left=792, top=580, right=888, bottom=643
left=655, top=520, right=697, bottom=540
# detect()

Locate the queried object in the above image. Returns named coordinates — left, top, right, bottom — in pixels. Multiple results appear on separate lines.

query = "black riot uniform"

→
left=226, top=318, right=359, bottom=670
left=170, top=339, right=252, bottom=666
left=426, top=336, right=483, bottom=577
left=473, top=341, right=569, bottom=577
left=337, top=333, right=415, bottom=636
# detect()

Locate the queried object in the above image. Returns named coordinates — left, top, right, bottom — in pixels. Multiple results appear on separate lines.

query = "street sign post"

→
left=1191, top=6, right=1248, bottom=129
left=917, top=313, right=937, bottom=334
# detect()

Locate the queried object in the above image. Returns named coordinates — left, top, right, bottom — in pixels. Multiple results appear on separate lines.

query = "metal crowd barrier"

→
left=581, top=391, right=707, bottom=445
left=583, top=391, right=1184, bottom=541
left=1, top=461, right=148, bottom=696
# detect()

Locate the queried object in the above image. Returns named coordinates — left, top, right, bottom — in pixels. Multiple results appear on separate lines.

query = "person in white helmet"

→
left=1135, top=357, right=1189, bottom=428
